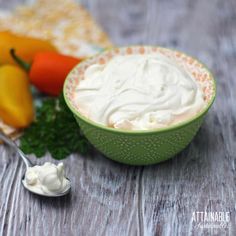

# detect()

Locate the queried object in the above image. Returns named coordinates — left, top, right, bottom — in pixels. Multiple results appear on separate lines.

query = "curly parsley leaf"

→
left=20, top=94, right=91, bottom=160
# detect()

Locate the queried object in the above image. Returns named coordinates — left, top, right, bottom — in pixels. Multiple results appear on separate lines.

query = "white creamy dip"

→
left=23, top=162, right=70, bottom=195
left=75, top=54, right=206, bottom=130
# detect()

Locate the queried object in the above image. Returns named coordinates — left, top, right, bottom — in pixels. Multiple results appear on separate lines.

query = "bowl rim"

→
left=63, top=45, right=216, bottom=135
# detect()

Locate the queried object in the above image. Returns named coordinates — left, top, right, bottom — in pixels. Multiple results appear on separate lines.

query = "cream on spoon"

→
left=22, top=162, right=70, bottom=196
left=0, top=131, right=71, bottom=197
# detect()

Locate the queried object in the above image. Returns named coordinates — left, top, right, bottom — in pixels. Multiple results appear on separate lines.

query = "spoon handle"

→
left=0, top=131, right=32, bottom=168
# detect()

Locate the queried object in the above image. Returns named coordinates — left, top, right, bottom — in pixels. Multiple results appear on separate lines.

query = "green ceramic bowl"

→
left=63, top=46, right=216, bottom=165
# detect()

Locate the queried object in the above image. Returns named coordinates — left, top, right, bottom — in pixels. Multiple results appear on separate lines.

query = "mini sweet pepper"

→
left=0, top=31, right=57, bottom=65
left=11, top=49, right=82, bottom=96
left=0, top=65, right=34, bottom=128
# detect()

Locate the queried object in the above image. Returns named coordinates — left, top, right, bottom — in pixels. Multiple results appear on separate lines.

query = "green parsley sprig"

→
left=20, top=94, right=91, bottom=159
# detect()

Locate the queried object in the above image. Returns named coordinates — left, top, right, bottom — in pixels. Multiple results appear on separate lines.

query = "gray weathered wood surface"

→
left=0, top=0, right=236, bottom=235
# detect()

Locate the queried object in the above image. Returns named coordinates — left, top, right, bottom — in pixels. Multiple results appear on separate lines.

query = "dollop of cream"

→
left=23, top=162, right=70, bottom=195
left=75, top=54, right=206, bottom=130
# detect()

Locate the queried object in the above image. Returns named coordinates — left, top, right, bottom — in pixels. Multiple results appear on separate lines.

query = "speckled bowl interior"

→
left=64, top=46, right=216, bottom=165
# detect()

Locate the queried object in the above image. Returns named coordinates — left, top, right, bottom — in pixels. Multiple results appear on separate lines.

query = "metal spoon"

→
left=0, top=131, right=71, bottom=197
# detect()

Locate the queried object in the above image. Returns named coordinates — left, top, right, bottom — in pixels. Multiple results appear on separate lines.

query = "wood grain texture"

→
left=0, top=0, right=236, bottom=235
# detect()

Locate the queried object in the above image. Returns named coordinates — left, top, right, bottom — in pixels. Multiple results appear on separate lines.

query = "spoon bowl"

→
left=0, top=131, right=71, bottom=197
left=21, top=176, right=71, bottom=197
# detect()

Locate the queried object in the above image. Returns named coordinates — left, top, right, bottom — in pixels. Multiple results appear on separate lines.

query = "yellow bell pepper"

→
left=0, top=65, right=34, bottom=128
left=0, top=31, right=57, bottom=65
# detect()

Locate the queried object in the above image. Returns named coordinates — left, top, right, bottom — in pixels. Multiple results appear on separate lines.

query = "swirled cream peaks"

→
left=75, top=54, right=206, bottom=130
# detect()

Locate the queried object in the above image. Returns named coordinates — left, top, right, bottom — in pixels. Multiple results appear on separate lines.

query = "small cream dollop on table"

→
left=22, top=162, right=70, bottom=195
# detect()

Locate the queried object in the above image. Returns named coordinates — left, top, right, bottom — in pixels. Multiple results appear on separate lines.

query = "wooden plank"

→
left=0, top=0, right=236, bottom=235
